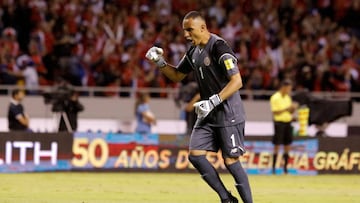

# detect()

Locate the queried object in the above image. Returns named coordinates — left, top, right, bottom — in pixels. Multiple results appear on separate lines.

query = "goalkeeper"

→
left=146, top=11, right=252, bottom=203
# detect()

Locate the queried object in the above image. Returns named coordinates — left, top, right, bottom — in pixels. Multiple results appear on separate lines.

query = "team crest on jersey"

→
left=204, top=56, right=210, bottom=66
left=224, top=58, right=235, bottom=70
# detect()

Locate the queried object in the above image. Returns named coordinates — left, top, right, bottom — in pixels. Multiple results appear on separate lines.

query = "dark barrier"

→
left=293, top=91, right=353, bottom=125
left=0, top=132, right=73, bottom=172
left=317, top=137, right=360, bottom=174
left=348, top=126, right=360, bottom=137
left=1, top=132, right=359, bottom=174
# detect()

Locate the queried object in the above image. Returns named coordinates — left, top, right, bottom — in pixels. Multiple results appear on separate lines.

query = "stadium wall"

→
left=0, top=96, right=353, bottom=136
left=1, top=96, right=358, bottom=123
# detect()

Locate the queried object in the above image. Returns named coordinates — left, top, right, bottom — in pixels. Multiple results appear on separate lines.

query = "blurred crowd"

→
left=0, top=0, right=359, bottom=97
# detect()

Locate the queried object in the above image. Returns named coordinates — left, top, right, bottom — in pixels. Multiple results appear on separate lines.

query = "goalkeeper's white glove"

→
left=193, top=94, right=222, bottom=119
left=145, top=46, right=167, bottom=68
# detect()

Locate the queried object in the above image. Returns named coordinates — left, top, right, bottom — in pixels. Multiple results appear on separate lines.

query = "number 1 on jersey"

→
left=230, top=134, right=236, bottom=147
left=199, top=67, right=204, bottom=79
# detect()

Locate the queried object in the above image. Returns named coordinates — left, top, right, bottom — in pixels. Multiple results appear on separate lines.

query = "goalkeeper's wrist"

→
left=155, top=56, right=167, bottom=68
left=209, top=94, right=222, bottom=107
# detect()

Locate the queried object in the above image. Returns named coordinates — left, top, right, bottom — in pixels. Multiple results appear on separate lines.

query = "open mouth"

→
left=186, top=38, right=194, bottom=44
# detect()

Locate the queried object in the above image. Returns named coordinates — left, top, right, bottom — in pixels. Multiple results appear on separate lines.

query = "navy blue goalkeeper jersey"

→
left=177, top=34, right=246, bottom=127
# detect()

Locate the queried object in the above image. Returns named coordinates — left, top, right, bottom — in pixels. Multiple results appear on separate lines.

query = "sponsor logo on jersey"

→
left=230, top=147, right=239, bottom=154
left=230, top=146, right=245, bottom=155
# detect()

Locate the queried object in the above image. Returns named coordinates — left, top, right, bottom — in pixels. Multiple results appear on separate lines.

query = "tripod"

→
left=53, top=111, right=73, bottom=133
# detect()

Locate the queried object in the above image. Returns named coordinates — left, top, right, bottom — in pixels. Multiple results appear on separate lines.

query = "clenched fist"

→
left=145, top=46, right=167, bottom=68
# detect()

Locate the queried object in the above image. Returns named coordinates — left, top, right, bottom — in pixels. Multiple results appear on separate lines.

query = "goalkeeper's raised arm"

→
left=145, top=46, right=187, bottom=82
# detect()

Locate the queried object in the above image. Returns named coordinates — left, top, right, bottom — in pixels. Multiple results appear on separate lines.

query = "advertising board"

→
left=1, top=132, right=359, bottom=174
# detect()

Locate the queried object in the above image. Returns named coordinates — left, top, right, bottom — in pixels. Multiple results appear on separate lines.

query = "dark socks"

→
left=283, top=153, right=289, bottom=174
left=272, top=153, right=277, bottom=174
left=273, top=153, right=289, bottom=174
left=226, top=161, right=253, bottom=203
left=188, top=155, right=229, bottom=200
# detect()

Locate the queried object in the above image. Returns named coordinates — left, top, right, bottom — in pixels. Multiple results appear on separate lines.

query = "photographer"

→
left=43, top=79, right=84, bottom=132
left=58, top=90, right=84, bottom=132
left=175, top=81, right=200, bottom=136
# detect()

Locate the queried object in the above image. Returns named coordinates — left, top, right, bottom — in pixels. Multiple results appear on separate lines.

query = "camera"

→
left=43, top=84, right=73, bottom=112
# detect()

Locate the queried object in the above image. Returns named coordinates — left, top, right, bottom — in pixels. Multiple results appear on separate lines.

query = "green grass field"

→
left=1, top=172, right=359, bottom=203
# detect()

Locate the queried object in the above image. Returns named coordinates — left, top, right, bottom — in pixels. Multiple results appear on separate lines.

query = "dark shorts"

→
left=189, top=122, right=246, bottom=158
left=272, top=121, right=293, bottom=145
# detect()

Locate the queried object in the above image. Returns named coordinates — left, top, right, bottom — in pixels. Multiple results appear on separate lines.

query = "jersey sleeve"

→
left=176, top=46, right=196, bottom=74
left=270, top=95, right=281, bottom=112
left=137, top=104, right=149, bottom=114
left=213, top=40, right=239, bottom=77
left=10, top=105, right=23, bottom=119
left=176, top=54, right=192, bottom=74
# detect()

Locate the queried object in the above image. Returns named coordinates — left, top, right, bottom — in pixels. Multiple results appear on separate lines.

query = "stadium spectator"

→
left=0, top=1, right=359, bottom=97
left=7, top=54, right=39, bottom=94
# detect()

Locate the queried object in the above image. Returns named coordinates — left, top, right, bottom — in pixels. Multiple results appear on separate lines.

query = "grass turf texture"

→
left=0, top=173, right=359, bottom=203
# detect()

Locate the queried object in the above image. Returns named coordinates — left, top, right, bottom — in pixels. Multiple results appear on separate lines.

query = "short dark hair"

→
left=12, top=89, right=23, bottom=98
left=280, top=79, right=292, bottom=87
left=184, top=11, right=204, bottom=20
